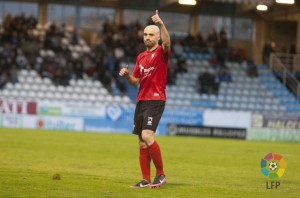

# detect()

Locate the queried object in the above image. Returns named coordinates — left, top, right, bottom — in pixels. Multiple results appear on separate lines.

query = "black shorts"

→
left=133, top=100, right=165, bottom=136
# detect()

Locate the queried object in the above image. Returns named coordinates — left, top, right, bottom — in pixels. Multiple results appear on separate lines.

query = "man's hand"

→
left=119, top=65, right=129, bottom=77
left=151, top=10, right=163, bottom=26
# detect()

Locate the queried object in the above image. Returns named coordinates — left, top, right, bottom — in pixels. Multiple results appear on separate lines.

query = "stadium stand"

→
left=0, top=11, right=299, bottom=115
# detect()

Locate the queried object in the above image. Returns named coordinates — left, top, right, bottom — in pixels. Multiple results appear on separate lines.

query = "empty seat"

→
left=37, top=92, right=46, bottom=99
left=43, top=78, right=52, bottom=85
left=5, top=82, right=14, bottom=90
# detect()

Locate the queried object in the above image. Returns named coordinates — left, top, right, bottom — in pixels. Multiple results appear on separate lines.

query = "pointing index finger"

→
left=156, top=10, right=158, bottom=15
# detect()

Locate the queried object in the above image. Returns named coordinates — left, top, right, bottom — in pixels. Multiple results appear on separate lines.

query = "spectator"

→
left=216, top=68, right=232, bottom=83
left=100, top=70, right=112, bottom=92
left=244, top=59, right=258, bottom=77
left=173, top=40, right=184, bottom=57
left=0, top=67, right=8, bottom=89
left=198, top=71, right=216, bottom=94
left=207, top=27, right=218, bottom=49
left=71, top=28, right=79, bottom=45
left=262, top=40, right=275, bottom=65
left=15, top=49, right=29, bottom=69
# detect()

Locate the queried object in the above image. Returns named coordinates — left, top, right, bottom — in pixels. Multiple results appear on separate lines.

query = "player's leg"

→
left=130, top=138, right=152, bottom=188
left=130, top=103, right=151, bottom=188
left=138, top=138, right=151, bottom=183
left=141, top=129, right=164, bottom=175
left=140, top=101, right=166, bottom=188
left=141, top=129, right=166, bottom=188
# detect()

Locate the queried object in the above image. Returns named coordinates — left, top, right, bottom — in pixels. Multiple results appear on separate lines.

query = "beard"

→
left=144, top=39, right=155, bottom=49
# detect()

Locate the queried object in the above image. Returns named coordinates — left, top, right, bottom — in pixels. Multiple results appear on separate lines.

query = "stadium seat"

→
left=37, top=92, right=46, bottom=100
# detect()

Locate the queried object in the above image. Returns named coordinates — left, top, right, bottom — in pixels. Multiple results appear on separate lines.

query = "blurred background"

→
left=0, top=0, right=299, bottom=142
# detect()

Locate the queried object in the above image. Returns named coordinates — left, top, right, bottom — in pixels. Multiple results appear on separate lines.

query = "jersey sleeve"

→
left=132, top=55, right=140, bottom=78
left=161, top=46, right=171, bottom=63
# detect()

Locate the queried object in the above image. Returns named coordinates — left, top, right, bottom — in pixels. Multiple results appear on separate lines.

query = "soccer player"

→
left=119, top=10, right=171, bottom=188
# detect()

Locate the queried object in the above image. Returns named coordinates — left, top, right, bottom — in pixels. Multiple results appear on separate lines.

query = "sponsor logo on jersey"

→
left=139, top=64, right=154, bottom=77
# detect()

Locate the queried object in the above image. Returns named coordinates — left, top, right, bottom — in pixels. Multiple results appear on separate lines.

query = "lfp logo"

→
left=261, top=153, right=287, bottom=189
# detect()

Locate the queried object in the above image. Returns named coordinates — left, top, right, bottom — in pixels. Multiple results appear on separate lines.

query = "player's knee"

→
left=139, top=141, right=147, bottom=148
left=141, top=130, right=154, bottom=145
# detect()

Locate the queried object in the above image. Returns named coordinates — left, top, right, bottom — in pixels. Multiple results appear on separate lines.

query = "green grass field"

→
left=0, top=128, right=299, bottom=198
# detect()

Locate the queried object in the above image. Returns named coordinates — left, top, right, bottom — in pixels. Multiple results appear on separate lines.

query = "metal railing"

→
left=269, top=53, right=300, bottom=100
left=273, top=53, right=300, bottom=74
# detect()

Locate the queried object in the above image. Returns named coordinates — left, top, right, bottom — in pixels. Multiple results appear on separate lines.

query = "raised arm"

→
left=151, top=10, right=171, bottom=53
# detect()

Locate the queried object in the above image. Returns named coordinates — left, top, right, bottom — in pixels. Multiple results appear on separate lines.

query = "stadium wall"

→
left=1, top=98, right=299, bottom=143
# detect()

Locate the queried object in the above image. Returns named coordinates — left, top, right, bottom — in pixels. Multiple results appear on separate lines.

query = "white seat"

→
left=2, top=90, right=9, bottom=97
left=84, top=80, right=93, bottom=88
left=37, top=92, right=45, bottom=99
left=70, top=93, right=80, bottom=101
left=73, top=86, right=83, bottom=93
left=34, top=76, right=42, bottom=84
left=93, top=81, right=102, bottom=88
left=22, top=84, right=31, bottom=91
left=39, top=84, right=48, bottom=92
left=174, top=99, right=183, bottom=106
left=62, top=93, right=71, bottom=100
left=28, top=91, right=37, bottom=99
left=49, top=85, right=57, bottom=92
left=69, top=79, right=76, bottom=86
left=182, top=99, right=191, bottom=106
left=31, top=84, right=39, bottom=91
left=96, top=94, right=105, bottom=102
left=87, top=94, right=97, bottom=103
left=201, top=94, right=209, bottom=100
left=99, top=88, right=108, bottom=95
left=224, top=103, right=232, bottom=109
left=177, top=92, right=185, bottom=99
left=113, top=95, right=122, bottom=103
left=57, top=85, right=65, bottom=93
left=192, top=94, right=201, bottom=100
left=184, top=93, right=193, bottom=100
left=43, top=78, right=52, bottom=85
left=65, top=86, right=74, bottom=93
left=247, top=103, right=256, bottom=111
left=11, top=90, right=19, bottom=97
left=82, top=87, right=90, bottom=94
left=105, top=95, right=114, bottom=102
left=90, top=87, right=99, bottom=94
left=167, top=99, right=175, bottom=106
left=29, top=70, right=38, bottom=77
left=26, top=77, right=34, bottom=84
left=18, top=76, right=25, bottom=83
left=122, top=96, right=131, bottom=103
left=20, top=70, right=29, bottom=77
left=231, top=103, right=240, bottom=109
left=54, top=92, right=63, bottom=100
left=5, top=82, right=14, bottom=90
left=19, top=90, right=27, bottom=98
left=79, top=94, right=88, bottom=102
left=77, top=79, right=84, bottom=87
left=45, top=92, right=54, bottom=100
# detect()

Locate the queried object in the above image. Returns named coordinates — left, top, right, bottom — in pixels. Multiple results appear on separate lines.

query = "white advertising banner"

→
left=23, top=116, right=84, bottom=131
left=38, top=101, right=105, bottom=117
left=203, top=109, right=252, bottom=129
left=2, top=115, right=23, bottom=128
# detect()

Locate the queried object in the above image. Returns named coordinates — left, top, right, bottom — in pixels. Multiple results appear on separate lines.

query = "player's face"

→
left=143, top=26, right=159, bottom=49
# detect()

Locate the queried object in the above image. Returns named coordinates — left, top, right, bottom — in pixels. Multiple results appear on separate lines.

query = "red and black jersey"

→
left=132, top=45, right=170, bottom=102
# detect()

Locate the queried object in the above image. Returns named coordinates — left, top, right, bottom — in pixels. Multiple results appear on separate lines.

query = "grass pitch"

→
left=0, top=128, right=299, bottom=198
